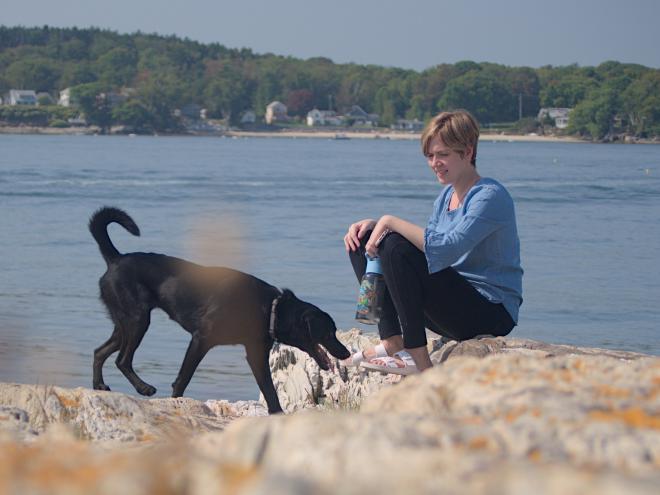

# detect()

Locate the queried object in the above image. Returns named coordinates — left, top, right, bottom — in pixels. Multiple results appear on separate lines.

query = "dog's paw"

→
left=138, top=384, right=157, bottom=396
left=94, top=383, right=111, bottom=392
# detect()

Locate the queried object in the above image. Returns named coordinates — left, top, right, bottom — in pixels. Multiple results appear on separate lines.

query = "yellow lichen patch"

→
left=589, top=407, right=660, bottom=430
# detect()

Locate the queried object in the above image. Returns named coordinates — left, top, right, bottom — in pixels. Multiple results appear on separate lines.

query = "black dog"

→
left=89, top=206, right=350, bottom=413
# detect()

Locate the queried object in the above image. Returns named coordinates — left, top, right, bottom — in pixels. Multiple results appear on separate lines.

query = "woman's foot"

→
left=360, top=351, right=419, bottom=376
left=342, top=336, right=404, bottom=367
left=342, top=343, right=388, bottom=367
left=361, top=345, right=434, bottom=375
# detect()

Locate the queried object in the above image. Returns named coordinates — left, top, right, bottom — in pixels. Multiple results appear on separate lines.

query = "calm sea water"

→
left=1, top=134, right=658, bottom=401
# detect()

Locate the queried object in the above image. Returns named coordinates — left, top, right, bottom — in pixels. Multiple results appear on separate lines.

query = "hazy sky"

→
left=3, top=0, right=659, bottom=71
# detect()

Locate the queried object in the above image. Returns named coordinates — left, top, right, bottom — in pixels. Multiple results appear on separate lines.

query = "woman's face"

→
left=425, top=135, right=473, bottom=185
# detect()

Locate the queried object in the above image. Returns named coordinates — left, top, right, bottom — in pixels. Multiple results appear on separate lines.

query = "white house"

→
left=6, top=90, right=38, bottom=106
left=345, top=105, right=379, bottom=127
left=58, top=88, right=73, bottom=107
left=306, top=109, right=343, bottom=127
left=240, top=110, right=256, bottom=124
left=538, top=108, right=572, bottom=129
left=265, top=101, right=288, bottom=124
left=391, top=119, right=424, bottom=132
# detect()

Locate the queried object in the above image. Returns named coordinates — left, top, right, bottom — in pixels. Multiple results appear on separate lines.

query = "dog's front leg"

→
left=245, top=343, right=283, bottom=414
left=172, top=335, right=209, bottom=397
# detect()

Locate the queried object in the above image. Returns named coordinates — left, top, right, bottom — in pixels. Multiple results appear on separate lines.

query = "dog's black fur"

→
left=89, top=206, right=350, bottom=413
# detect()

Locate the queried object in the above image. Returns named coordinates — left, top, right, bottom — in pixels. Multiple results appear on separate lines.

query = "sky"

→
left=3, top=0, right=660, bottom=71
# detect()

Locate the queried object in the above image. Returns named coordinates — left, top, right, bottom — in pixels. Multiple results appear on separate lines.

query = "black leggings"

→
left=349, top=231, right=515, bottom=349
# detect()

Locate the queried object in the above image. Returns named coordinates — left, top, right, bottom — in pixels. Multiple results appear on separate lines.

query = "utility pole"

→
left=518, top=93, right=523, bottom=120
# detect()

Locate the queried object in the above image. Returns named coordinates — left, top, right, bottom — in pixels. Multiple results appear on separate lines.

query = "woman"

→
left=343, top=110, right=523, bottom=374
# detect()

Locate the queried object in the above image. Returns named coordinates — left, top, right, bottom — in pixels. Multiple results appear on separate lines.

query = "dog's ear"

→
left=305, top=310, right=336, bottom=340
left=280, top=288, right=296, bottom=301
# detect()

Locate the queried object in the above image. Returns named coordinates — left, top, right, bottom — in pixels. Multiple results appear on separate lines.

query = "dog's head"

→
left=275, top=289, right=350, bottom=370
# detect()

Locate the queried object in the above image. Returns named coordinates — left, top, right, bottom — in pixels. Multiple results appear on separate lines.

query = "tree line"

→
left=1, top=26, right=659, bottom=139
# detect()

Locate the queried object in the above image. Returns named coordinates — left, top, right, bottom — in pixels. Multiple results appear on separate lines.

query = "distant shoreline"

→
left=1, top=125, right=657, bottom=144
left=226, top=129, right=587, bottom=144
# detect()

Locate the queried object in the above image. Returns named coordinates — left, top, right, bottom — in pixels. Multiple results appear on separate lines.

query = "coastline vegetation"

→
left=1, top=25, right=659, bottom=140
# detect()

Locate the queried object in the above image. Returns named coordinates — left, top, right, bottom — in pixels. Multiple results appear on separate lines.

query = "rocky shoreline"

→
left=1, top=330, right=659, bottom=494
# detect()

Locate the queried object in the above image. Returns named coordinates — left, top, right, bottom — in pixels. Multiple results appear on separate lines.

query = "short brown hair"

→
left=421, top=110, right=480, bottom=166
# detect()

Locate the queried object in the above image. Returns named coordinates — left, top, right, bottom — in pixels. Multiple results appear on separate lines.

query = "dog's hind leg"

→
left=245, top=343, right=283, bottom=414
left=171, top=334, right=210, bottom=397
left=93, top=325, right=122, bottom=391
left=115, top=313, right=157, bottom=396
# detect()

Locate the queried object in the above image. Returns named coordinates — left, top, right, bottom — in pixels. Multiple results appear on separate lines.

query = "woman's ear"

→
left=464, top=146, right=474, bottom=163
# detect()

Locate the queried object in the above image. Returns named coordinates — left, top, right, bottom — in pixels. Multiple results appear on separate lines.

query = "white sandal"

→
left=342, top=343, right=388, bottom=367
left=360, top=350, right=419, bottom=376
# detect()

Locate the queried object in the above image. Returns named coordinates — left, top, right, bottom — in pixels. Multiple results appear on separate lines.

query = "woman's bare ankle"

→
left=382, top=336, right=404, bottom=356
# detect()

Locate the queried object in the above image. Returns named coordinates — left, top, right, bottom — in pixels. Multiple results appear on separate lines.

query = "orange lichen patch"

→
left=476, top=367, right=499, bottom=384
left=0, top=439, right=183, bottom=494
left=555, top=369, right=574, bottom=383
left=466, top=436, right=490, bottom=450
left=571, top=359, right=586, bottom=372
left=457, top=415, right=484, bottom=426
left=593, top=384, right=632, bottom=399
left=219, top=463, right=260, bottom=490
left=138, top=433, right=158, bottom=442
left=589, top=407, right=660, bottom=430
left=505, top=407, right=527, bottom=423
left=54, top=392, right=81, bottom=408
left=527, top=448, right=542, bottom=462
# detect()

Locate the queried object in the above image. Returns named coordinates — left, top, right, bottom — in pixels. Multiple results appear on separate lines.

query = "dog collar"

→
left=269, top=290, right=283, bottom=340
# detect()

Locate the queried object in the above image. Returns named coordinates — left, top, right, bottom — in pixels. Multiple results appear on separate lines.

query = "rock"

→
left=264, top=330, right=649, bottom=413
left=264, top=329, right=404, bottom=412
left=430, top=335, right=650, bottom=363
left=1, top=331, right=659, bottom=494
left=0, top=405, right=38, bottom=441
left=0, top=383, right=261, bottom=441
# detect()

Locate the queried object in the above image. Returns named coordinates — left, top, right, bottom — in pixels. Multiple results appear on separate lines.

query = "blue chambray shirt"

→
left=423, top=177, right=523, bottom=323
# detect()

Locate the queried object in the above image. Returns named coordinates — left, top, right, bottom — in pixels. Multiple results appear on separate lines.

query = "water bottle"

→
left=355, top=255, right=386, bottom=324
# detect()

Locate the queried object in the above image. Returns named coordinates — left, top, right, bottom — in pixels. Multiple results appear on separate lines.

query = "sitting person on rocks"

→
left=342, top=109, right=523, bottom=375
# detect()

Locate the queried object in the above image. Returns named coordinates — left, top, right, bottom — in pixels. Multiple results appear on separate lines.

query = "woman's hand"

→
left=365, top=215, right=394, bottom=257
left=344, top=218, right=376, bottom=252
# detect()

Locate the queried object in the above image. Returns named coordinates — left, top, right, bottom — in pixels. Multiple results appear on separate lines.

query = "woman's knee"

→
left=378, top=233, right=419, bottom=261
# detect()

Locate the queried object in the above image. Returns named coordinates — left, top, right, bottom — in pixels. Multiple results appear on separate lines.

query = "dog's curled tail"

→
left=89, top=206, right=140, bottom=264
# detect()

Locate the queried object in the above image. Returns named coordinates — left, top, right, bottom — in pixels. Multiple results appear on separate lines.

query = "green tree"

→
left=95, top=47, right=138, bottom=87
left=136, top=74, right=183, bottom=131
left=5, top=58, right=61, bottom=91
left=621, top=70, right=660, bottom=136
left=111, top=99, right=153, bottom=132
left=568, top=85, right=619, bottom=140
left=71, top=82, right=113, bottom=131
left=438, top=70, right=517, bottom=123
